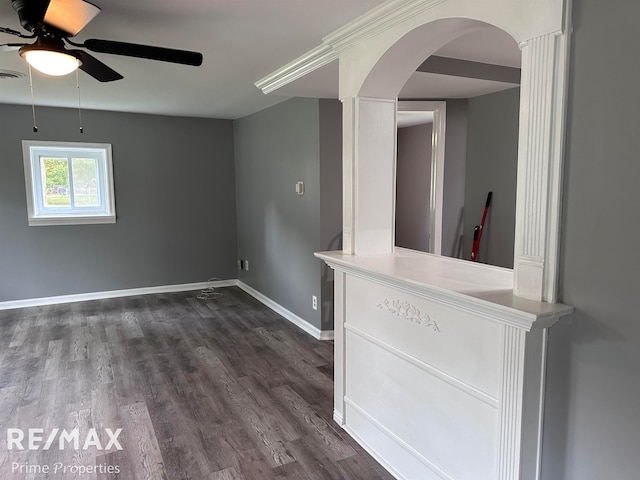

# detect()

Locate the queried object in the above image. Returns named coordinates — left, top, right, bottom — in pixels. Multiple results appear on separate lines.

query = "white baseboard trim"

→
left=319, top=330, right=335, bottom=341
left=0, top=279, right=238, bottom=311
left=237, top=281, right=334, bottom=341
left=1, top=280, right=336, bottom=342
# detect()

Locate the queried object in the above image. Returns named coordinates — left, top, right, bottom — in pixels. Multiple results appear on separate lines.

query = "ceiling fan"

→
left=0, top=0, right=203, bottom=82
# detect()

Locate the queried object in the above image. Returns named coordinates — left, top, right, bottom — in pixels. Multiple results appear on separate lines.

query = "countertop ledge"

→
left=315, top=248, right=573, bottom=331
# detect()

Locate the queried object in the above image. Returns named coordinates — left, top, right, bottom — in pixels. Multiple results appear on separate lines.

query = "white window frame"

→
left=22, top=140, right=116, bottom=226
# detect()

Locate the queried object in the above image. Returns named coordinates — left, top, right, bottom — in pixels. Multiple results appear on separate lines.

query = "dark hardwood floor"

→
left=0, top=287, right=393, bottom=480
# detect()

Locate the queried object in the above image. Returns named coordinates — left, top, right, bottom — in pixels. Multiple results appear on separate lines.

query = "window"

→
left=22, top=140, right=116, bottom=226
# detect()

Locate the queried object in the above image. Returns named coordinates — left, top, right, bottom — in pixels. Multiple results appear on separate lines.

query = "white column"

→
left=342, top=97, right=397, bottom=255
left=332, top=270, right=346, bottom=425
left=514, top=30, right=571, bottom=302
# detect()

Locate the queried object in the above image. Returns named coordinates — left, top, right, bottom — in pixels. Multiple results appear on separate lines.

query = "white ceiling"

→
left=0, top=1, right=520, bottom=120
left=397, top=111, right=433, bottom=129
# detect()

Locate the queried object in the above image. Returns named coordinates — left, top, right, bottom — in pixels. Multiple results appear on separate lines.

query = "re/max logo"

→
left=7, top=428, right=123, bottom=451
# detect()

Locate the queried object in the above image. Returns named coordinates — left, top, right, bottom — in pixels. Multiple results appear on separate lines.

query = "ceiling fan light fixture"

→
left=19, top=42, right=81, bottom=76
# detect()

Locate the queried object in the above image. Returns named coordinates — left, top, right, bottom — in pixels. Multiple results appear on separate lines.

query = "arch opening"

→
left=357, top=18, right=518, bottom=99
left=340, top=4, right=570, bottom=300
left=393, top=25, right=521, bottom=268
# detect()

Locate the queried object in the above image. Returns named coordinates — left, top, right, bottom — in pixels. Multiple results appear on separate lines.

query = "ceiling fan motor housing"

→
left=11, top=0, right=50, bottom=33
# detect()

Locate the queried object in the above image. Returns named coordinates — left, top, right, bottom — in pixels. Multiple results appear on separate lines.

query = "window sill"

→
left=28, top=215, right=116, bottom=227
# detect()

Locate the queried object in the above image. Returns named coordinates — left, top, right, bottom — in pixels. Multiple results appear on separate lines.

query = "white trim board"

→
left=0, top=280, right=237, bottom=311
left=237, top=281, right=335, bottom=341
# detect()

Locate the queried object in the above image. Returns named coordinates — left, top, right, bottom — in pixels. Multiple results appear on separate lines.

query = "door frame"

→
left=397, top=100, right=446, bottom=255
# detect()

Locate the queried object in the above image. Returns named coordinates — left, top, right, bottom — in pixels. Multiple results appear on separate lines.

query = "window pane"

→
left=41, top=157, right=70, bottom=208
left=71, top=157, right=100, bottom=207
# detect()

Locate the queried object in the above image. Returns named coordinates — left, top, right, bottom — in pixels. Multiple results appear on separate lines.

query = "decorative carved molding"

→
left=377, top=298, right=440, bottom=332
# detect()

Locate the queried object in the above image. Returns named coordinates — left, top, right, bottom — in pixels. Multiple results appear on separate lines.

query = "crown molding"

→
left=255, top=44, right=336, bottom=95
left=255, top=0, right=446, bottom=94
left=324, top=0, right=446, bottom=51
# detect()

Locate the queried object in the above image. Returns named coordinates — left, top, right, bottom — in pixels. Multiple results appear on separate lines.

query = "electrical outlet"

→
left=244, top=260, right=249, bottom=271
left=237, top=259, right=243, bottom=270
left=312, top=295, right=318, bottom=310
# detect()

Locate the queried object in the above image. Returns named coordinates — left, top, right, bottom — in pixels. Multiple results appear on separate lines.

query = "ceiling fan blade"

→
left=44, top=0, right=100, bottom=36
left=0, top=43, right=26, bottom=52
left=70, top=50, right=123, bottom=82
left=83, top=39, right=203, bottom=66
left=0, top=26, right=33, bottom=38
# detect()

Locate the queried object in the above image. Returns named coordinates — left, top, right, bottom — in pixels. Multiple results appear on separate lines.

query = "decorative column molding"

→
left=497, top=325, right=526, bottom=480
left=514, top=28, right=571, bottom=302
left=342, top=96, right=398, bottom=255
left=342, top=98, right=356, bottom=255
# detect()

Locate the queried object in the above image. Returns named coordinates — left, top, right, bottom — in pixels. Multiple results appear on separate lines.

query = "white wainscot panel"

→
left=316, top=249, right=573, bottom=480
left=346, top=275, right=502, bottom=399
left=345, top=330, right=498, bottom=480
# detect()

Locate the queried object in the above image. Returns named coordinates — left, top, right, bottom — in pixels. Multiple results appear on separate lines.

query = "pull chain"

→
left=76, top=63, right=83, bottom=133
left=28, top=64, right=38, bottom=133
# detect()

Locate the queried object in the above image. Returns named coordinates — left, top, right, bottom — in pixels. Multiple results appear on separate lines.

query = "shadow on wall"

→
left=320, top=231, right=342, bottom=331
left=541, top=307, right=630, bottom=478
left=449, top=207, right=464, bottom=259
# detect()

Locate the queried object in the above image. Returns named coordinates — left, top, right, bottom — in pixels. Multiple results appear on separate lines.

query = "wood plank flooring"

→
left=0, top=287, right=393, bottom=480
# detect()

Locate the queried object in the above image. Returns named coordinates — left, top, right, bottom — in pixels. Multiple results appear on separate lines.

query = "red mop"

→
left=471, top=191, right=492, bottom=262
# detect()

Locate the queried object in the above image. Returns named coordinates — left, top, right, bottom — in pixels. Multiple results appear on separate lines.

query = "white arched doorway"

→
left=339, top=6, right=570, bottom=302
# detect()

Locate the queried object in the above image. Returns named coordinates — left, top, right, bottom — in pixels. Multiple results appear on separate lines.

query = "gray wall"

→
left=395, top=123, right=432, bottom=252
left=0, top=104, right=237, bottom=302
left=542, top=0, right=640, bottom=478
left=464, top=87, right=519, bottom=268
left=233, top=97, right=341, bottom=331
